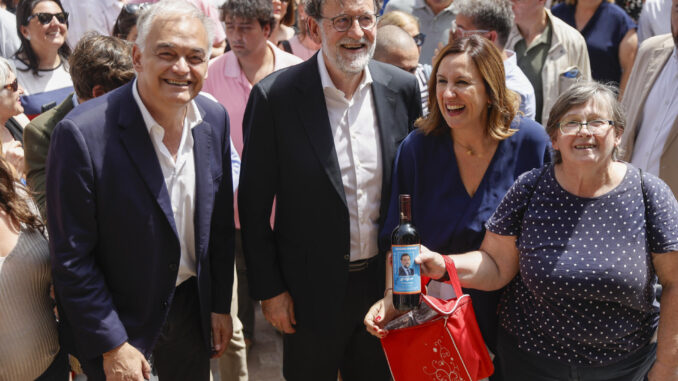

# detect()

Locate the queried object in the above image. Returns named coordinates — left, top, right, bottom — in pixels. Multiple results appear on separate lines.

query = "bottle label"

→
left=392, top=244, right=421, bottom=294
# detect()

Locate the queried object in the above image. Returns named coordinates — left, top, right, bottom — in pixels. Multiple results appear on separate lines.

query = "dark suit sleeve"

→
left=408, top=76, right=423, bottom=131
left=238, top=84, right=287, bottom=301
left=46, top=119, right=128, bottom=358
left=210, top=110, right=236, bottom=314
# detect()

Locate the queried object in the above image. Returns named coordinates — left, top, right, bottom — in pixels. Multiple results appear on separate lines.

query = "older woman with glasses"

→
left=13, top=0, right=72, bottom=118
left=370, top=81, right=678, bottom=380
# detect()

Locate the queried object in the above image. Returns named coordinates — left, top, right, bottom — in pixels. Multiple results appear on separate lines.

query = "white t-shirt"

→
left=0, top=9, right=20, bottom=59
left=12, top=58, right=72, bottom=96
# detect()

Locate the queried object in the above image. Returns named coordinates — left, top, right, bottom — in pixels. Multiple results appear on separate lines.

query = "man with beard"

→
left=238, top=0, right=421, bottom=379
left=620, top=0, right=678, bottom=200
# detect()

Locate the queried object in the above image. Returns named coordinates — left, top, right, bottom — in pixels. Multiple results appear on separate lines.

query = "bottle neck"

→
left=399, top=195, right=412, bottom=224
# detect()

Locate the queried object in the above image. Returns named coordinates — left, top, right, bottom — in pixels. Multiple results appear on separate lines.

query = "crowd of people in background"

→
left=1, top=0, right=678, bottom=380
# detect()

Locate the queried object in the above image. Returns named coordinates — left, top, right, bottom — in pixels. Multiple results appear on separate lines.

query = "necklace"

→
left=453, top=140, right=477, bottom=156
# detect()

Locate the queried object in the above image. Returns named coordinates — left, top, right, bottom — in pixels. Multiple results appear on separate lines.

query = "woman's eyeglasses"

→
left=26, top=12, right=69, bottom=25
left=413, top=33, right=425, bottom=47
left=558, top=119, right=615, bottom=135
left=122, top=2, right=150, bottom=15
left=2, top=78, right=18, bottom=92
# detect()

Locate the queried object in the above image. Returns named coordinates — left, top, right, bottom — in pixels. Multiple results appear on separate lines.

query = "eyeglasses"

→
left=413, top=33, right=425, bottom=47
left=558, top=119, right=615, bottom=135
left=26, top=12, right=68, bottom=25
left=321, top=13, right=378, bottom=32
left=2, top=78, right=18, bottom=92
left=122, top=2, right=150, bottom=15
left=451, top=20, right=489, bottom=38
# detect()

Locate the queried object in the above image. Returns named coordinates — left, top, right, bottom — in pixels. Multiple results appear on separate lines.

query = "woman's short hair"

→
left=0, top=57, right=17, bottom=87
left=281, top=0, right=296, bottom=27
left=15, top=0, right=71, bottom=76
left=112, top=3, right=144, bottom=40
left=546, top=81, right=625, bottom=163
left=416, top=35, right=519, bottom=140
left=377, top=10, right=418, bottom=31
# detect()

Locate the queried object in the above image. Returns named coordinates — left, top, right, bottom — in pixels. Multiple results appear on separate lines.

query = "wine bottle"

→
left=391, top=194, right=421, bottom=311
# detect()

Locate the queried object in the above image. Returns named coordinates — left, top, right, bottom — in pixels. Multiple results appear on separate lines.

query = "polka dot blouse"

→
left=486, top=163, right=678, bottom=366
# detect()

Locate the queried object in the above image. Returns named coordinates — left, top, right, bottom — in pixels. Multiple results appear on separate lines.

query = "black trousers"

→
left=82, top=277, right=210, bottom=381
left=282, top=259, right=391, bottom=381
left=496, top=328, right=656, bottom=381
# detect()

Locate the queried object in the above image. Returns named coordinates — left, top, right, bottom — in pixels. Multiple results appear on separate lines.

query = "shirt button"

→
left=344, top=255, right=350, bottom=261
left=161, top=301, right=169, bottom=309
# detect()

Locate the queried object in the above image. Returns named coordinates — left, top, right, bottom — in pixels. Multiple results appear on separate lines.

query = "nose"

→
left=173, top=56, right=190, bottom=74
left=346, top=17, right=365, bottom=39
left=576, top=124, right=593, bottom=136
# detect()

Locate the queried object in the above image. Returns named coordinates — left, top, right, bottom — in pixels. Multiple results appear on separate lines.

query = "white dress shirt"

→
left=132, top=79, right=201, bottom=286
left=317, top=52, right=382, bottom=262
left=631, top=48, right=678, bottom=176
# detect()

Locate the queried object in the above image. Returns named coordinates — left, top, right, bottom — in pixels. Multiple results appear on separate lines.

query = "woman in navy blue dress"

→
left=551, top=0, right=637, bottom=93
left=365, top=35, right=550, bottom=380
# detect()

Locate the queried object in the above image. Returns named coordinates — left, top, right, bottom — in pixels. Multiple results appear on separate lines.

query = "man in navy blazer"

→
left=238, top=0, right=421, bottom=379
left=46, top=2, right=235, bottom=380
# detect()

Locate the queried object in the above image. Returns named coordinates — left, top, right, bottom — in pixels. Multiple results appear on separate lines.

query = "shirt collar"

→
left=414, top=0, right=455, bottom=13
left=317, top=50, right=373, bottom=99
left=131, top=78, right=203, bottom=135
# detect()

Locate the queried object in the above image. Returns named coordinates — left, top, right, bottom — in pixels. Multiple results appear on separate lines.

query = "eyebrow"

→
left=155, top=42, right=206, bottom=55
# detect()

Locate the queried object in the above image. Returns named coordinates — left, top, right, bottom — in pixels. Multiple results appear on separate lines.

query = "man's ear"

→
left=487, top=30, right=498, bottom=44
left=91, top=84, right=106, bottom=99
left=132, top=44, right=143, bottom=73
left=263, top=23, right=272, bottom=39
left=307, top=17, right=322, bottom=45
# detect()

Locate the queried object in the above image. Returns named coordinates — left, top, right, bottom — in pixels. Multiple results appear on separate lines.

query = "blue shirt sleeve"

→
left=642, top=172, right=678, bottom=253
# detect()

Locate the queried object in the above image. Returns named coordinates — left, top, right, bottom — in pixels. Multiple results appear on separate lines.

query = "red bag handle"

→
left=421, top=254, right=463, bottom=298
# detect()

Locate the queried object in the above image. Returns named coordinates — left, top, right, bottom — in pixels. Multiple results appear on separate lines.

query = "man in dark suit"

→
left=238, top=0, right=421, bottom=379
left=398, top=253, right=414, bottom=276
left=46, top=2, right=235, bottom=380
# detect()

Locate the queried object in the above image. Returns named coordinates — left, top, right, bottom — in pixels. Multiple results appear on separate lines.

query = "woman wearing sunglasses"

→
left=12, top=0, right=72, bottom=118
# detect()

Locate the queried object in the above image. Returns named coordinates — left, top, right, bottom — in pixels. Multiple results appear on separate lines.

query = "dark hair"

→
left=281, top=0, right=296, bottom=27
left=112, top=4, right=140, bottom=39
left=68, top=33, right=135, bottom=101
left=545, top=81, right=625, bottom=164
left=305, top=0, right=383, bottom=20
left=416, top=35, right=519, bottom=139
left=0, top=155, right=42, bottom=231
left=221, top=0, right=275, bottom=30
left=15, top=0, right=71, bottom=76
left=453, top=0, right=513, bottom=48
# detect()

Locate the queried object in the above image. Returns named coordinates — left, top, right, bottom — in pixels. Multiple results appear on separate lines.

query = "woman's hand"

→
left=647, top=360, right=678, bottom=381
left=364, top=291, right=405, bottom=339
left=2, top=140, right=25, bottom=179
left=417, top=245, right=447, bottom=280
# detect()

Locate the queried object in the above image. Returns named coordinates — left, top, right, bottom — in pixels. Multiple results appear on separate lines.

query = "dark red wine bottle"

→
left=391, top=194, right=421, bottom=311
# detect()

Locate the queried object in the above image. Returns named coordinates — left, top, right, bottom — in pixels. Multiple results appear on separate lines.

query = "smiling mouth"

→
left=341, top=43, right=366, bottom=51
left=574, top=144, right=596, bottom=149
left=444, top=104, right=464, bottom=115
left=165, top=79, right=190, bottom=86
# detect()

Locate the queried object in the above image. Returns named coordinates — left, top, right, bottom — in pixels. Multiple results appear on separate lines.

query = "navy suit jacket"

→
left=46, top=81, right=235, bottom=361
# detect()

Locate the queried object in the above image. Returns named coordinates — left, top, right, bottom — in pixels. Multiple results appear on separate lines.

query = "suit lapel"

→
left=296, top=55, right=347, bottom=206
left=192, top=107, right=214, bottom=259
left=117, top=84, right=178, bottom=238
left=370, top=62, right=398, bottom=220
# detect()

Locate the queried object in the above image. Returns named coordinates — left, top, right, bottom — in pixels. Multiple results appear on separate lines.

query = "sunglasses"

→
left=26, top=11, right=68, bottom=25
left=122, top=2, right=150, bottom=14
left=413, top=33, right=425, bottom=47
left=3, top=78, right=18, bottom=92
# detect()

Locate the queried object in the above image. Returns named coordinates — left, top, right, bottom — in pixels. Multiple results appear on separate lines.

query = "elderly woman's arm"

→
left=364, top=232, right=520, bottom=337
left=648, top=251, right=678, bottom=380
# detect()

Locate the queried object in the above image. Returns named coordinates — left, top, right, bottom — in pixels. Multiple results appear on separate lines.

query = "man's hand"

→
left=102, top=342, right=151, bottom=381
left=211, top=313, right=233, bottom=358
left=262, top=291, right=296, bottom=334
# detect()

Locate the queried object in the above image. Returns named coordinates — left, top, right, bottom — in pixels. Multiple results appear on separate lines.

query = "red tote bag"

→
left=380, top=255, right=494, bottom=381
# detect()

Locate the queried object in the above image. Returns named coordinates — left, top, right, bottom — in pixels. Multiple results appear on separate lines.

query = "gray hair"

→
left=221, top=0, right=275, bottom=30
left=135, top=0, right=215, bottom=57
left=546, top=82, right=625, bottom=164
left=305, top=0, right=384, bottom=20
left=454, top=0, right=514, bottom=48
left=0, top=57, right=16, bottom=87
